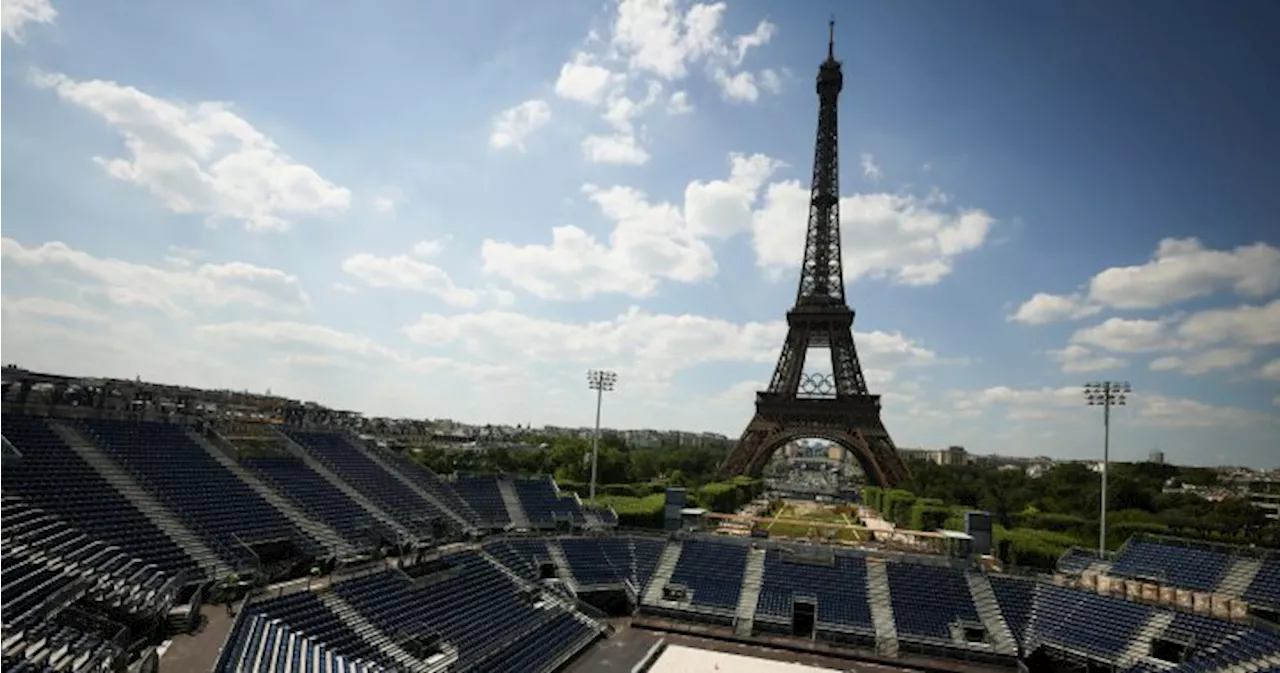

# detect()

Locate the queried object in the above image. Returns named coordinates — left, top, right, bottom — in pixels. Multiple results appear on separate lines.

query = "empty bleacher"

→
left=1028, top=584, right=1154, bottom=661
left=1057, top=547, right=1108, bottom=575
left=228, top=590, right=388, bottom=669
left=367, top=445, right=479, bottom=527
left=243, top=455, right=387, bottom=549
left=755, top=548, right=874, bottom=634
left=884, top=563, right=978, bottom=642
left=218, top=611, right=388, bottom=673
left=0, top=414, right=201, bottom=581
left=78, top=418, right=318, bottom=565
left=1, top=497, right=181, bottom=618
left=330, top=551, right=599, bottom=670
left=988, top=575, right=1037, bottom=648
left=454, top=476, right=512, bottom=529
left=513, top=478, right=585, bottom=528
left=557, top=538, right=626, bottom=586
left=1245, top=559, right=1280, bottom=608
left=280, top=428, right=445, bottom=539
left=667, top=538, right=748, bottom=612
left=1108, top=538, right=1232, bottom=592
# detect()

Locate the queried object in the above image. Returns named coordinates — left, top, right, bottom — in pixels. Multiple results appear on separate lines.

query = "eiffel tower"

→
left=718, top=21, right=911, bottom=488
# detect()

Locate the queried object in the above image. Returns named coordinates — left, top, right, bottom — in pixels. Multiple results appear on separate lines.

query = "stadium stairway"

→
left=545, top=539, right=579, bottom=595
left=1117, top=610, right=1175, bottom=669
left=1217, top=557, right=1264, bottom=598
left=47, top=420, right=234, bottom=580
left=642, top=541, right=684, bottom=606
left=866, top=559, right=900, bottom=658
left=966, top=572, right=1018, bottom=656
left=274, top=429, right=418, bottom=544
left=498, top=478, right=533, bottom=530
left=734, top=547, right=767, bottom=637
left=314, top=587, right=435, bottom=672
left=337, top=433, right=474, bottom=534
left=186, top=427, right=357, bottom=560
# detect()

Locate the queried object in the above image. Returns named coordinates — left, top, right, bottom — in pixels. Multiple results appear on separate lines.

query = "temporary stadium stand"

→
left=988, top=575, right=1037, bottom=650
left=1108, top=537, right=1234, bottom=592
left=453, top=476, right=513, bottom=530
left=77, top=418, right=320, bottom=566
left=242, top=455, right=387, bottom=550
left=0, top=414, right=202, bottom=580
left=755, top=547, right=875, bottom=635
left=218, top=612, right=388, bottom=673
left=513, top=477, right=586, bottom=528
left=1056, top=546, right=1110, bottom=575
left=280, top=428, right=445, bottom=539
left=886, top=562, right=980, bottom=642
left=369, top=445, right=481, bottom=528
left=219, top=551, right=603, bottom=673
left=1, top=497, right=183, bottom=620
left=5, top=411, right=1280, bottom=673
left=667, top=538, right=749, bottom=613
left=1246, top=559, right=1280, bottom=608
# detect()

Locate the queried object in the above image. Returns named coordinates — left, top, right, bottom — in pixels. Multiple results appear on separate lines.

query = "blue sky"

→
left=3, top=0, right=1277, bottom=467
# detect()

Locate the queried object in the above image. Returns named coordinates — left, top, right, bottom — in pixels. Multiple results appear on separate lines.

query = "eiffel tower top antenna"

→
left=828, top=17, right=835, bottom=61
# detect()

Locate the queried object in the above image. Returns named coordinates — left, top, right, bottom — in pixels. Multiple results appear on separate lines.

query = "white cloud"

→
left=554, top=53, right=623, bottom=105
left=1065, top=300, right=1279, bottom=377
left=1260, top=360, right=1280, bottom=382
left=402, top=306, right=937, bottom=395
left=481, top=152, right=778, bottom=299
left=954, top=384, right=1273, bottom=429
left=1175, top=299, right=1280, bottom=350
left=2, top=237, right=309, bottom=318
left=536, top=0, right=781, bottom=163
left=1150, top=348, right=1255, bottom=376
left=1, top=296, right=107, bottom=323
left=667, top=90, right=693, bottom=114
left=2, top=0, right=55, bottom=43
left=1048, top=345, right=1126, bottom=373
left=1069, top=317, right=1174, bottom=353
left=860, top=153, right=882, bottom=182
left=31, top=71, right=351, bottom=232
left=488, top=99, right=552, bottom=152
left=582, top=133, right=650, bottom=165
left=752, top=186, right=995, bottom=286
left=1010, top=238, right=1280, bottom=323
left=340, top=244, right=509, bottom=308
left=1009, top=292, right=1102, bottom=325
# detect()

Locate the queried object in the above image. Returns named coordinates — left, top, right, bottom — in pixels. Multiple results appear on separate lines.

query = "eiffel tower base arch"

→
left=718, top=395, right=912, bottom=489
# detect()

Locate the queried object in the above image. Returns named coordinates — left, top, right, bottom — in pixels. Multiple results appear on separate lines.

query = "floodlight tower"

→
left=1084, top=380, right=1131, bottom=556
left=587, top=370, right=618, bottom=501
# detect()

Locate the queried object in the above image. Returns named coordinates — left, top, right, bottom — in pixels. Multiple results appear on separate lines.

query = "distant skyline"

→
left=2, top=0, right=1277, bottom=468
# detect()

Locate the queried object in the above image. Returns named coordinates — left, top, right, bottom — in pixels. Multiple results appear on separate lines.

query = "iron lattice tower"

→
left=718, top=22, right=911, bottom=488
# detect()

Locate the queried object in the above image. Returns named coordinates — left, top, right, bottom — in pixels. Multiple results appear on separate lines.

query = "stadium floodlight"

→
left=1083, top=381, right=1131, bottom=557
left=586, top=370, right=618, bottom=501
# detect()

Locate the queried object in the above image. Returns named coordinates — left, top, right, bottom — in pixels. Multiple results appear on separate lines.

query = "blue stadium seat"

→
left=280, top=428, right=445, bottom=539
left=453, top=476, right=512, bottom=529
left=371, top=447, right=479, bottom=528
left=513, top=478, right=586, bottom=528
left=757, top=548, right=873, bottom=633
left=668, top=539, right=747, bottom=611
left=1109, top=540, right=1231, bottom=591
left=1029, top=585, right=1153, bottom=660
left=1244, top=559, right=1280, bottom=608
left=885, top=563, right=978, bottom=641
left=558, top=538, right=626, bottom=586
left=77, top=419, right=318, bottom=564
left=243, top=456, right=384, bottom=548
left=0, top=414, right=200, bottom=580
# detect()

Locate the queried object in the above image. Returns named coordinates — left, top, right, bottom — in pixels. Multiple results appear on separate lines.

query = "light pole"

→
left=586, top=370, right=617, bottom=501
left=1084, top=380, right=1131, bottom=556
